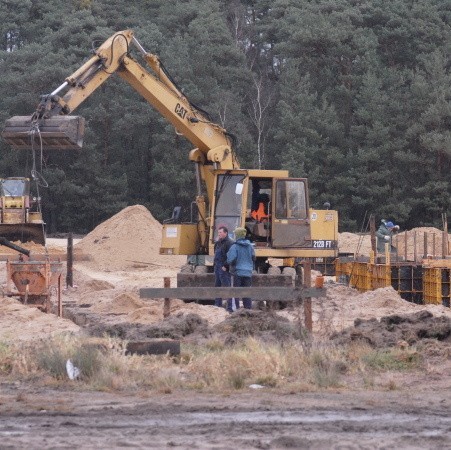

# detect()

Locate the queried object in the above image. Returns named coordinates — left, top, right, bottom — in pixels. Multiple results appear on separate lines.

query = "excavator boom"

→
left=1, top=29, right=237, bottom=170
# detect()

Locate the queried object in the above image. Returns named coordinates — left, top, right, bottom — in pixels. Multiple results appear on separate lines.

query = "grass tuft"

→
left=362, top=348, right=421, bottom=371
left=0, top=335, right=427, bottom=393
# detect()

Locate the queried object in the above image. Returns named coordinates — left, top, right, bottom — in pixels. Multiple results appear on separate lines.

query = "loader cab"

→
left=0, top=177, right=45, bottom=245
left=0, top=178, right=30, bottom=198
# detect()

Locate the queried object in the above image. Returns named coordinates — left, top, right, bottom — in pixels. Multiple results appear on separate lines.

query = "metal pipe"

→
left=404, top=231, right=407, bottom=261
left=66, top=233, right=73, bottom=287
left=0, top=237, right=30, bottom=256
left=370, top=215, right=376, bottom=256
left=50, top=81, right=68, bottom=96
left=195, top=163, right=202, bottom=197
left=414, top=231, right=417, bottom=261
left=131, top=36, right=147, bottom=56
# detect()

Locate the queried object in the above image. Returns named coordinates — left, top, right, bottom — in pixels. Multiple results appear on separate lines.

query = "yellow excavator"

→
left=2, top=30, right=338, bottom=275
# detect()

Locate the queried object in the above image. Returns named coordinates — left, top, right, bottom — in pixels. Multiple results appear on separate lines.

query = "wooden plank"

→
left=126, top=339, right=180, bottom=356
left=177, top=273, right=293, bottom=287
left=303, top=261, right=312, bottom=332
left=140, top=286, right=326, bottom=300
left=0, top=253, right=91, bottom=262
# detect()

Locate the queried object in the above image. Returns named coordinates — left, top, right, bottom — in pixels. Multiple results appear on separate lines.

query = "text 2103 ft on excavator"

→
left=2, top=29, right=338, bottom=281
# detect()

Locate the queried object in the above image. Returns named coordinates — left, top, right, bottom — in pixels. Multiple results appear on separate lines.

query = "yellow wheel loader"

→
left=1, top=30, right=337, bottom=285
left=0, top=177, right=45, bottom=245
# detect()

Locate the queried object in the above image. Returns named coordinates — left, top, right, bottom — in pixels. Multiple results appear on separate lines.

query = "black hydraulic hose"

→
left=0, top=237, right=30, bottom=256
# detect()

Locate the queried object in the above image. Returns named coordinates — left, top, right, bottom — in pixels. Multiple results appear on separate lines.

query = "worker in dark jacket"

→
left=214, top=226, right=234, bottom=311
left=376, top=220, right=400, bottom=253
left=227, top=227, right=256, bottom=309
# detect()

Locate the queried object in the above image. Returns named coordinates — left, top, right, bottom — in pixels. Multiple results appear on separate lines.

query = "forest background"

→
left=0, top=0, right=449, bottom=234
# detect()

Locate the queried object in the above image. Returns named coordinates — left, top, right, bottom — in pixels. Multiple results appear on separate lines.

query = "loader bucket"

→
left=1, top=116, right=85, bottom=150
left=0, top=223, right=46, bottom=246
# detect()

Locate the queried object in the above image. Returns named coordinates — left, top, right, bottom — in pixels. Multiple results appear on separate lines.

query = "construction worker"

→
left=213, top=226, right=234, bottom=312
left=376, top=220, right=400, bottom=253
left=227, top=227, right=256, bottom=309
left=250, top=180, right=270, bottom=222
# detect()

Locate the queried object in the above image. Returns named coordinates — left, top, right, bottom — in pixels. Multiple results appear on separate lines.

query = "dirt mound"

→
left=214, top=309, right=303, bottom=344
left=85, top=312, right=210, bottom=340
left=289, top=283, right=451, bottom=338
left=75, top=205, right=185, bottom=270
left=84, top=279, right=115, bottom=291
left=127, top=301, right=228, bottom=326
left=108, top=293, right=147, bottom=314
left=0, top=297, right=80, bottom=341
left=331, top=310, right=451, bottom=348
left=87, top=291, right=146, bottom=314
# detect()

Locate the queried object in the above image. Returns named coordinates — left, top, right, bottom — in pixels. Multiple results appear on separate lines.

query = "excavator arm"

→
left=2, top=30, right=239, bottom=174
left=2, top=30, right=244, bottom=251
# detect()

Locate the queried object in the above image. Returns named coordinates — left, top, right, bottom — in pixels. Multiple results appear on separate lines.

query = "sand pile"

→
left=0, top=240, right=66, bottom=256
left=75, top=205, right=185, bottom=270
left=83, top=279, right=115, bottom=292
left=395, top=227, right=449, bottom=260
left=127, top=301, right=228, bottom=326
left=0, top=297, right=80, bottom=341
left=307, top=284, right=451, bottom=337
left=87, top=293, right=228, bottom=326
left=338, top=232, right=371, bottom=255
left=339, top=227, right=450, bottom=261
left=85, top=291, right=144, bottom=314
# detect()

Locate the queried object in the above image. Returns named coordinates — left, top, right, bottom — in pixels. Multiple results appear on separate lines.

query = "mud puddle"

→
left=1, top=402, right=450, bottom=449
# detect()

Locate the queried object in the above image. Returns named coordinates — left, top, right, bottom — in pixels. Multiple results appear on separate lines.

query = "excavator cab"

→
left=208, top=170, right=337, bottom=263
left=0, top=177, right=45, bottom=245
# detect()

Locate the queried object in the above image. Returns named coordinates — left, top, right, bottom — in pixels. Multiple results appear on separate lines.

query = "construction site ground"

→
left=1, top=205, right=451, bottom=448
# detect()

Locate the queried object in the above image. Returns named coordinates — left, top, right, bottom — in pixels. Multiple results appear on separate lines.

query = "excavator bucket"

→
left=0, top=223, right=46, bottom=246
left=1, top=116, right=85, bottom=150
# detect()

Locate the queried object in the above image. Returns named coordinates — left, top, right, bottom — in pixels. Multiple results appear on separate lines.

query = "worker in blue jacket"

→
left=227, top=227, right=256, bottom=309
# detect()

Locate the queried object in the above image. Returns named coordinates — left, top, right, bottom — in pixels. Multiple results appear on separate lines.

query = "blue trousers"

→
left=233, top=275, right=252, bottom=309
left=214, top=267, right=234, bottom=312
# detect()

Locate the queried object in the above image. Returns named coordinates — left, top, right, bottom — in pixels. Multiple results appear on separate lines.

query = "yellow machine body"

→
left=1, top=30, right=338, bottom=262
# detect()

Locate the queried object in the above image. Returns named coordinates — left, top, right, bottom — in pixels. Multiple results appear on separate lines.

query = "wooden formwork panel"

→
left=371, top=264, right=391, bottom=289
left=337, top=259, right=426, bottom=305
left=348, top=262, right=371, bottom=292
left=423, top=267, right=451, bottom=306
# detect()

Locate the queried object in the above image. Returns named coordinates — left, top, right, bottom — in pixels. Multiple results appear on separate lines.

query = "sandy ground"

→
left=1, top=206, right=451, bottom=448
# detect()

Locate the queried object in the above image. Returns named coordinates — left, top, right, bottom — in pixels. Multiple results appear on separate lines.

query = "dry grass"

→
left=0, top=336, right=423, bottom=393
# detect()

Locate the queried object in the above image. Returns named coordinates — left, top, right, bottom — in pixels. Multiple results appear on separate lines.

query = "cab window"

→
left=275, top=180, right=307, bottom=219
